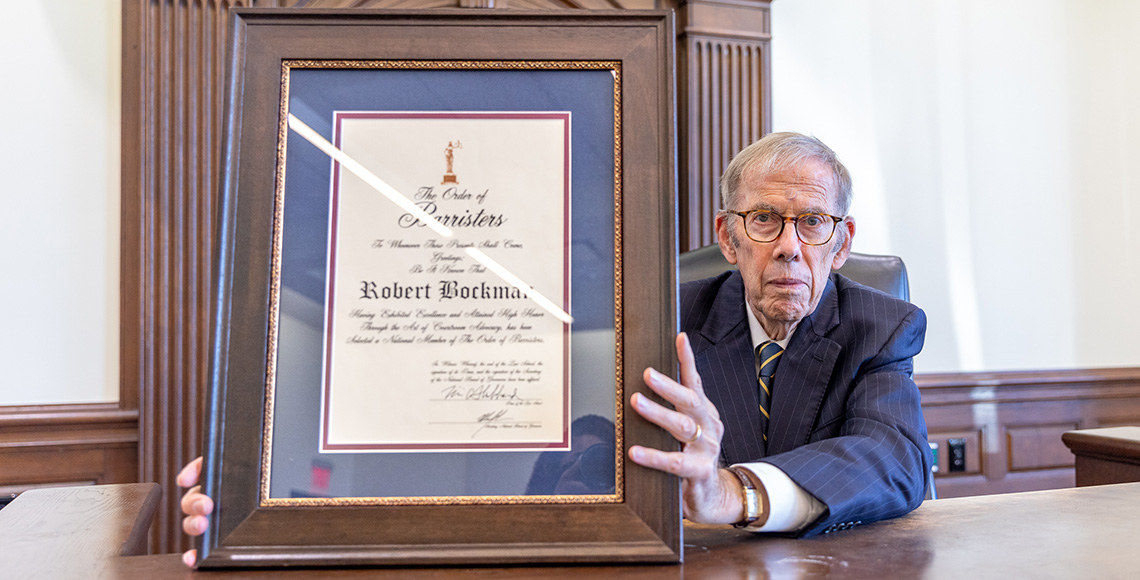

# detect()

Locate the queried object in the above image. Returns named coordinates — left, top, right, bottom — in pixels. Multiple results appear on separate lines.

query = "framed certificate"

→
left=200, top=9, right=677, bottom=567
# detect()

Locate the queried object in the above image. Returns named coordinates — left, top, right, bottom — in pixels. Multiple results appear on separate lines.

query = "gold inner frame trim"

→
left=260, top=59, right=625, bottom=508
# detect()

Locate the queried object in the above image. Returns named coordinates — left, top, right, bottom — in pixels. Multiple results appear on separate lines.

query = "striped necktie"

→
left=756, top=341, right=783, bottom=446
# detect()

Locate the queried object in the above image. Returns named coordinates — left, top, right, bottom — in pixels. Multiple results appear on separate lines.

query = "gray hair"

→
left=719, top=132, right=853, bottom=215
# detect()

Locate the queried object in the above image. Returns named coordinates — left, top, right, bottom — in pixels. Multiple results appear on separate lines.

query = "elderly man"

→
left=179, top=132, right=928, bottom=564
left=628, top=131, right=930, bottom=535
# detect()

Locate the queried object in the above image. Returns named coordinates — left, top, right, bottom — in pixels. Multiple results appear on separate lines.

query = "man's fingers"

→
left=631, top=392, right=700, bottom=444
left=676, top=333, right=705, bottom=396
left=628, top=445, right=707, bottom=479
left=177, top=456, right=203, bottom=488
left=182, top=514, right=210, bottom=536
left=637, top=337, right=720, bottom=445
left=179, top=457, right=209, bottom=566
left=642, top=367, right=702, bottom=413
left=180, top=485, right=214, bottom=517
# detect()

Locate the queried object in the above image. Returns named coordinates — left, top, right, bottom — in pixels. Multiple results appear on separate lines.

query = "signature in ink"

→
left=440, top=385, right=522, bottom=401
left=476, top=409, right=509, bottom=423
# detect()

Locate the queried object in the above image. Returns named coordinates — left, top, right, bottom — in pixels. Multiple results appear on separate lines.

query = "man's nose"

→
left=773, top=219, right=802, bottom=260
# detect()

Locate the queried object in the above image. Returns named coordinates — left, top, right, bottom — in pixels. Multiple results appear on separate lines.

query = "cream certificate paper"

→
left=319, top=112, right=571, bottom=452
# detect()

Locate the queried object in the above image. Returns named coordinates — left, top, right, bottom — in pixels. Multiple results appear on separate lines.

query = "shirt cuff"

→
left=732, top=461, right=825, bottom=532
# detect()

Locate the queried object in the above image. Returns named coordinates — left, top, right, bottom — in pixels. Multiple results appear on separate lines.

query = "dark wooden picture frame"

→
left=200, top=8, right=679, bottom=568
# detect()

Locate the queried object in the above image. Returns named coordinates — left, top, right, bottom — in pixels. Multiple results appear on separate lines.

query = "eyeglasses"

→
left=727, top=210, right=846, bottom=246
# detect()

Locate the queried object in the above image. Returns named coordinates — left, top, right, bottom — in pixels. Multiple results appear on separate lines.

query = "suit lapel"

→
left=767, top=277, right=842, bottom=454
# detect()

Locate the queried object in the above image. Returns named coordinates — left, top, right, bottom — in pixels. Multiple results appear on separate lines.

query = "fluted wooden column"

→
left=671, top=0, right=771, bottom=251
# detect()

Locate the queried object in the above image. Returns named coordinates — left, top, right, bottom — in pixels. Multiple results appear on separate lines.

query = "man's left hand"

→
left=629, top=332, right=745, bottom=524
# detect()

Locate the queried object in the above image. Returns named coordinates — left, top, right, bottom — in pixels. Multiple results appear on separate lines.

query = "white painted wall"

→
left=772, top=0, right=1140, bottom=372
left=0, top=1, right=121, bottom=404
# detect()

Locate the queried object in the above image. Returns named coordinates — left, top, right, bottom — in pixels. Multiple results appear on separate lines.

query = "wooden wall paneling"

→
left=1007, top=423, right=1079, bottom=472
left=0, top=405, right=139, bottom=494
left=918, top=368, right=1140, bottom=499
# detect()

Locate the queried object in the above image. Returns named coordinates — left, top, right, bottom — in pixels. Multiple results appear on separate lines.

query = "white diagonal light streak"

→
left=465, top=248, right=573, bottom=324
left=287, top=114, right=453, bottom=238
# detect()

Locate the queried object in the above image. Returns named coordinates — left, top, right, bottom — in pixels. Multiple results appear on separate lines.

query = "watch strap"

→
left=728, top=466, right=768, bottom=529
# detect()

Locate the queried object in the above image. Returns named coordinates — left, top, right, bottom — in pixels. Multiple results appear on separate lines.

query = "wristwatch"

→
left=728, top=466, right=767, bottom=529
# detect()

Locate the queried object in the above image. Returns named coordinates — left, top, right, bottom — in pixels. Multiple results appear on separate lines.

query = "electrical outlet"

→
left=948, top=438, right=967, bottom=473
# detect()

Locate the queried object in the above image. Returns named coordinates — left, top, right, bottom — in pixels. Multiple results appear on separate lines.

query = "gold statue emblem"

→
left=442, top=140, right=462, bottom=184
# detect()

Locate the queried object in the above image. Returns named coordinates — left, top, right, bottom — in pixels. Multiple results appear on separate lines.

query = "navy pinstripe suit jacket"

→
left=681, top=270, right=930, bottom=537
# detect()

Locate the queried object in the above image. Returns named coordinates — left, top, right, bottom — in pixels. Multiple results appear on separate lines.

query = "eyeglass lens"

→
left=744, top=211, right=834, bottom=244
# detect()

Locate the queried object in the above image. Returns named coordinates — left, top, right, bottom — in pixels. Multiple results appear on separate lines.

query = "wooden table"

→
left=1063, top=426, right=1140, bottom=486
left=4, top=481, right=1140, bottom=579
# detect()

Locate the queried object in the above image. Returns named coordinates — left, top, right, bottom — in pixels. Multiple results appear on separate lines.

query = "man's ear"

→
left=715, top=213, right=739, bottom=265
left=830, top=216, right=856, bottom=270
